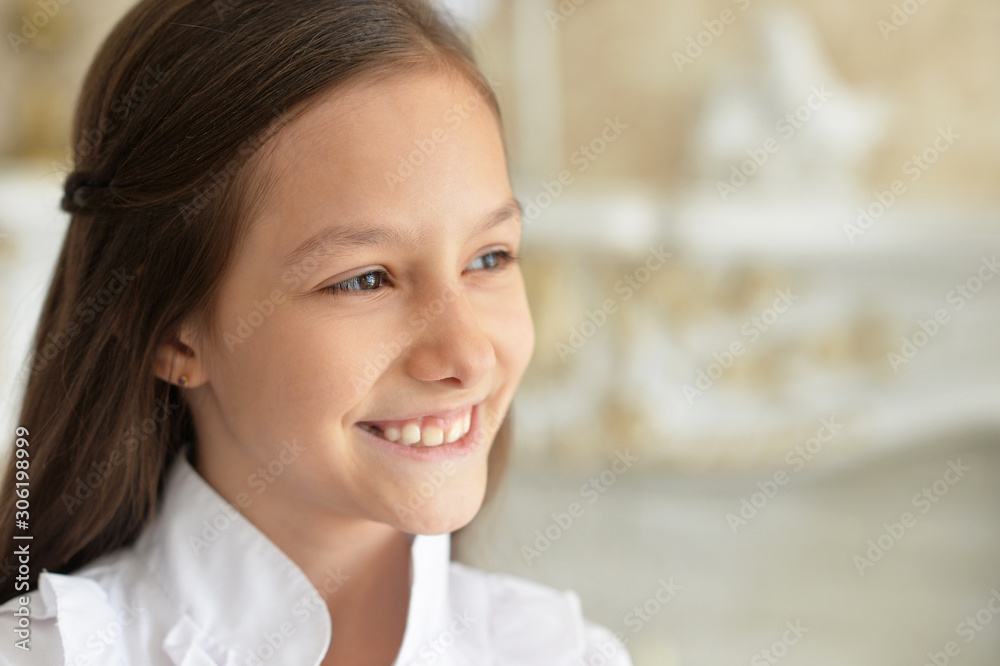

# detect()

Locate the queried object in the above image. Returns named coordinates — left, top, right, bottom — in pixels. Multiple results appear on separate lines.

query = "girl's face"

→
left=166, top=69, right=534, bottom=534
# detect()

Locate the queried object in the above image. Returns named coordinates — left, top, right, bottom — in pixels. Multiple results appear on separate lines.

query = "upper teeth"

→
left=364, top=410, right=472, bottom=447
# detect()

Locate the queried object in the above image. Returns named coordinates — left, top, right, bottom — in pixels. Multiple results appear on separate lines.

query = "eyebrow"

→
left=280, top=196, right=523, bottom=271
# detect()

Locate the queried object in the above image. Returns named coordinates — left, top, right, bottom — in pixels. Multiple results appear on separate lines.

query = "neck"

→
left=267, top=511, right=413, bottom=624
left=255, top=497, right=414, bottom=663
left=192, top=443, right=414, bottom=659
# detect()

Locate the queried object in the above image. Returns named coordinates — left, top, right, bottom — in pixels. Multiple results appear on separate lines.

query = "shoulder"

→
left=0, top=549, right=165, bottom=666
left=0, top=580, right=62, bottom=665
left=448, top=561, right=633, bottom=666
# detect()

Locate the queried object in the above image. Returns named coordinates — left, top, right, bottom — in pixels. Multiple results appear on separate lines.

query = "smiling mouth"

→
left=358, top=407, right=473, bottom=448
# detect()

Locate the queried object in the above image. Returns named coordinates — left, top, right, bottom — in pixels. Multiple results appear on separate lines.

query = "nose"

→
left=403, top=282, right=496, bottom=388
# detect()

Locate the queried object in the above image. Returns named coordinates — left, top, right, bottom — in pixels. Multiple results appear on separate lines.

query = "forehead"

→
left=244, top=69, right=508, bottom=255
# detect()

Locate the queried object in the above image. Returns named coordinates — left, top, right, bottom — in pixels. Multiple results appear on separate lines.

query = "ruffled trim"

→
left=40, top=571, right=124, bottom=665
left=39, top=571, right=238, bottom=666
left=448, top=562, right=624, bottom=666
left=161, top=615, right=239, bottom=666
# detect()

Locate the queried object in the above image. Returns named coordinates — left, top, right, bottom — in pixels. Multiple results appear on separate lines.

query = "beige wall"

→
left=1, top=0, right=135, bottom=161
left=479, top=0, right=1000, bottom=205
left=3, top=0, right=997, bottom=204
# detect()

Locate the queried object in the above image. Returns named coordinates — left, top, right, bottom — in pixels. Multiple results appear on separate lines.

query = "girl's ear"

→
left=153, top=323, right=208, bottom=388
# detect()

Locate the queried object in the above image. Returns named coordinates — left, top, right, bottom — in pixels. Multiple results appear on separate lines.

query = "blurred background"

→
left=1, top=0, right=999, bottom=664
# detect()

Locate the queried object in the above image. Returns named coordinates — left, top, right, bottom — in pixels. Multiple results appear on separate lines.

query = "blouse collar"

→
left=127, top=445, right=452, bottom=666
left=33, top=444, right=609, bottom=665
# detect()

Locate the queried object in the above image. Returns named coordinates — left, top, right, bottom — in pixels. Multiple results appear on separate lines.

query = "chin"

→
left=385, top=481, right=487, bottom=535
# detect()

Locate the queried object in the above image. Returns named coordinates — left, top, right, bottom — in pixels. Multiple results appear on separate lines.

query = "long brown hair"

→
left=0, top=0, right=512, bottom=604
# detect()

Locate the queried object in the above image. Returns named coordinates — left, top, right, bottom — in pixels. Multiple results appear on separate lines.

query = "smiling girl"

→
left=0, top=1, right=630, bottom=664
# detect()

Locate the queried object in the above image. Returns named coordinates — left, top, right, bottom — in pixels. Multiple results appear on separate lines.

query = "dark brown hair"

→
left=0, top=0, right=512, bottom=604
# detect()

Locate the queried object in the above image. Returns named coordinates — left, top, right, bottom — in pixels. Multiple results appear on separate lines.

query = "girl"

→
left=0, top=1, right=632, bottom=664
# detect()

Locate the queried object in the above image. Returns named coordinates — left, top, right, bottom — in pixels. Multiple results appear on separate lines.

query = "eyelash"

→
left=322, top=250, right=520, bottom=296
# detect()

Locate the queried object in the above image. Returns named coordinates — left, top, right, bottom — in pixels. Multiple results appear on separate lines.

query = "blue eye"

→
left=466, top=249, right=519, bottom=272
left=323, top=270, right=391, bottom=295
left=322, top=250, right=519, bottom=296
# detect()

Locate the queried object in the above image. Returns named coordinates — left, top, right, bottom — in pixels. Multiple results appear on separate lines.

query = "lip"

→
left=354, top=401, right=485, bottom=462
left=356, top=399, right=481, bottom=426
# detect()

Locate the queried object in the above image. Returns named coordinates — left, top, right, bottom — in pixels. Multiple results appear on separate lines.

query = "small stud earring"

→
left=177, top=375, right=189, bottom=387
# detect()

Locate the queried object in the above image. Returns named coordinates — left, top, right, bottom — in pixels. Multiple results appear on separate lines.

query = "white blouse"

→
left=0, top=448, right=632, bottom=665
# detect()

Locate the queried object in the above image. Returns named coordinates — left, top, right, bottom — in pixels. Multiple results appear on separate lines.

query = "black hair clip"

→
left=61, top=172, right=114, bottom=214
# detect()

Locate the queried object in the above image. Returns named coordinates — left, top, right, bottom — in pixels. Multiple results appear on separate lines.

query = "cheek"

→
left=492, top=286, right=535, bottom=378
left=267, top=321, right=370, bottom=414
left=208, top=305, right=365, bottom=427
